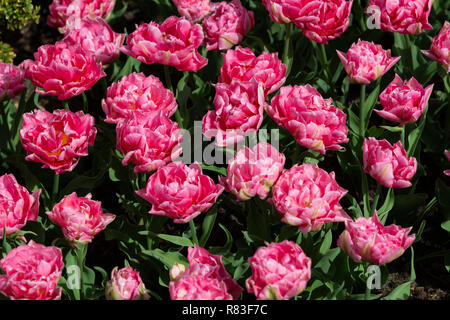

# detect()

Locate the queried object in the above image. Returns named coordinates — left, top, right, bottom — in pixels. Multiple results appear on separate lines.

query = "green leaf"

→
left=407, top=104, right=429, bottom=157
left=142, top=249, right=188, bottom=268
left=81, top=266, right=96, bottom=298
left=209, top=224, right=233, bottom=255
left=381, top=281, right=411, bottom=300
left=378, top=188, right=395, bottom=223
left=319, top=230, right=333, bottom=255
left=156, top=234, right=194, bottom=247
left=199, top=207, right=218, bottom=247
left=93, top=266, right=109, bottom=287
left=361, top=84, right=380, bottom=132
left=199, top=164, right=227, bottom=176
left=315, top=248, right=340, bottom=274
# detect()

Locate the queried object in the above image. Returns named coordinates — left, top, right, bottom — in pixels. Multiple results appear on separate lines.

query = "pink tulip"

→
left=219, top=46, right=286, bottom=95
left=46, top=192, right=115, bottom=246
left=170, top=274, right=234, bottom=300
left=24, top=42, right=105, bottom=100
left=120, top=16, right=208, bottom=72
left=0, top=241, right=63, bottom=300
left=219, top=142, right=285, bottom=201
left=246, top=241, right=311, bottom=300
left=422, top=21, right=450, bottom=73
left=170, top=246, right=242, bottom=300
left=444, top=150, right=450, bottom=176
left=376, top=74, right=433, bottom=124
left=0, top=174, right=41, bottom=239
left=202, top=0, right=254, bottom=51
left=102, top=72, right=177, bottom=124
left=262, top=0, right=294, bottom=24
left=105, top=267, right=150, bottom=300
left=47, top=0, right=116, bottom=29
left=202, top=79, right=265, bottom=146
left=293, top=0, right=354, bottom=44
left=266, top=85, right=349, bottom=154
left=172, top=0, right=214, bottom=22
left=271, top=163, right=350, bottom=233
left=136, top=162, right=224, bottom=223
left=0, top=62, right=26, bottom=101
left=61, top=17, right=125, bottom=65
left=363, top=137, right=417, bottom=188
left=337, top=211, right=416, bottom=265
left=368, top=0, right=433, bottom=35
left=20, top=109, right=97, bottom=174
left=337, top=39, right=400, bottom=84
left=116, top=111, right=183, bottom=173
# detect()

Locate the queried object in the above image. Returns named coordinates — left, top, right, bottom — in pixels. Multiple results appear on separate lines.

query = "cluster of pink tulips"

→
left=0, top=0, right=448, bottom=301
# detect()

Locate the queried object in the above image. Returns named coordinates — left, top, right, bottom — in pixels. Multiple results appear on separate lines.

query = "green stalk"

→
left=0, top=101, right=13, bottom=151
left=62, top=100, right=70, bottom=110
left=282, top=23, right=292, bottom=77
left=365, top=281, right=371, bottom=300
left=371, top=184, right=382, bottom=214
left=75, top=243, right=88, bottom=300
left=52, top=173, right=60, bottom=203
left=319, top=44, right=330, bottom=82
left=164, top=65, right=183, bottom=128
left=400, top=125, right=406, bottom=147
left=189, top=220, right=199, bottom=246
left=359, top=84, right=366, bottom=139
left=81, top=92, right=88, bottom=113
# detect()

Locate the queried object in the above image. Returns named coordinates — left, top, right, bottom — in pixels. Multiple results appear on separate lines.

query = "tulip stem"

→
left=74, top=243, right=88, bottom=300
left=359, top=84, right=366, bottom=138
left=282, top=23, right=292, bottom=78
left=164, top=65, right=184, bottom=128
left=0, top=101, right=13, bottom=151
left=319, top=44, right=331, bottom=83
left=400, top=125, right=406, bottom=147
left=52, top=173, right=59, bottom=203
left=189, top=220, right=199, bottom=246
left=365, top=281, right=371, bottom=300
left=63, top=100, right=70, bottom=110
left=371, top=184, right=382, bottom=213
left=81, top=92, right=88, bottom=113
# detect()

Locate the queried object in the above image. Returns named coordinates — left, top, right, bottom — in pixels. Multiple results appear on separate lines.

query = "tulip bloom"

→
left=363, top=137, right=417, bottom=188
left=116, top=111, right=183, bottom=173
left=337, top=39, right=400, bottom=84
left=20, top=109, right=97, bottom=174
left=367, top=0, right=433, bottom=35
left=0, top=62, right=26, bottom=101
left=105, top=267, right=150, bottom=300
left=121, top=16, right=208, bottom=72
left=61, top=17, right=125, bottom=65
left=293, top=0, right=354, bottom=44
left=376, top=74, right=433, bottom=124
left=444, top=150, right=450, bottom=177
left=46, top=192, right=115, bottom=246
left=170, top=246, right=242, bottom=300
left=136, top=162, right=224, bottom=223
left=266, top=85, right=349, bottom=154
left=202, top=79, right=265, bottom=146
left=219, top=142, right=285, bottom=201
left=272, top=163, right=351, bottom=233
left=172, top=0, right=214, bottom=22
left=219, top=46, right=286, bottom=95
left=246, top=241, right=311, bottom=300
left=47, top=0, right=116, bottom=29
left=24, top=42, right=105, bottom=100
left=202, top=0, right=254, bottom=51
left=337, top=211, right=415, bottom=265
left=0, top=241, right=63, bottom=300
left=422, top=21, right=450, bottom=73
left=102, top=72, right=177, bottom=123
left=0, top=174, right=41, bottom=239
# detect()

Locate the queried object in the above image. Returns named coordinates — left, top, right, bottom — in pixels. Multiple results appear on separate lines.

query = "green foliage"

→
left=0, top=0, right=40, bottom=32
left=0, top=41, right=15, bottom=64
